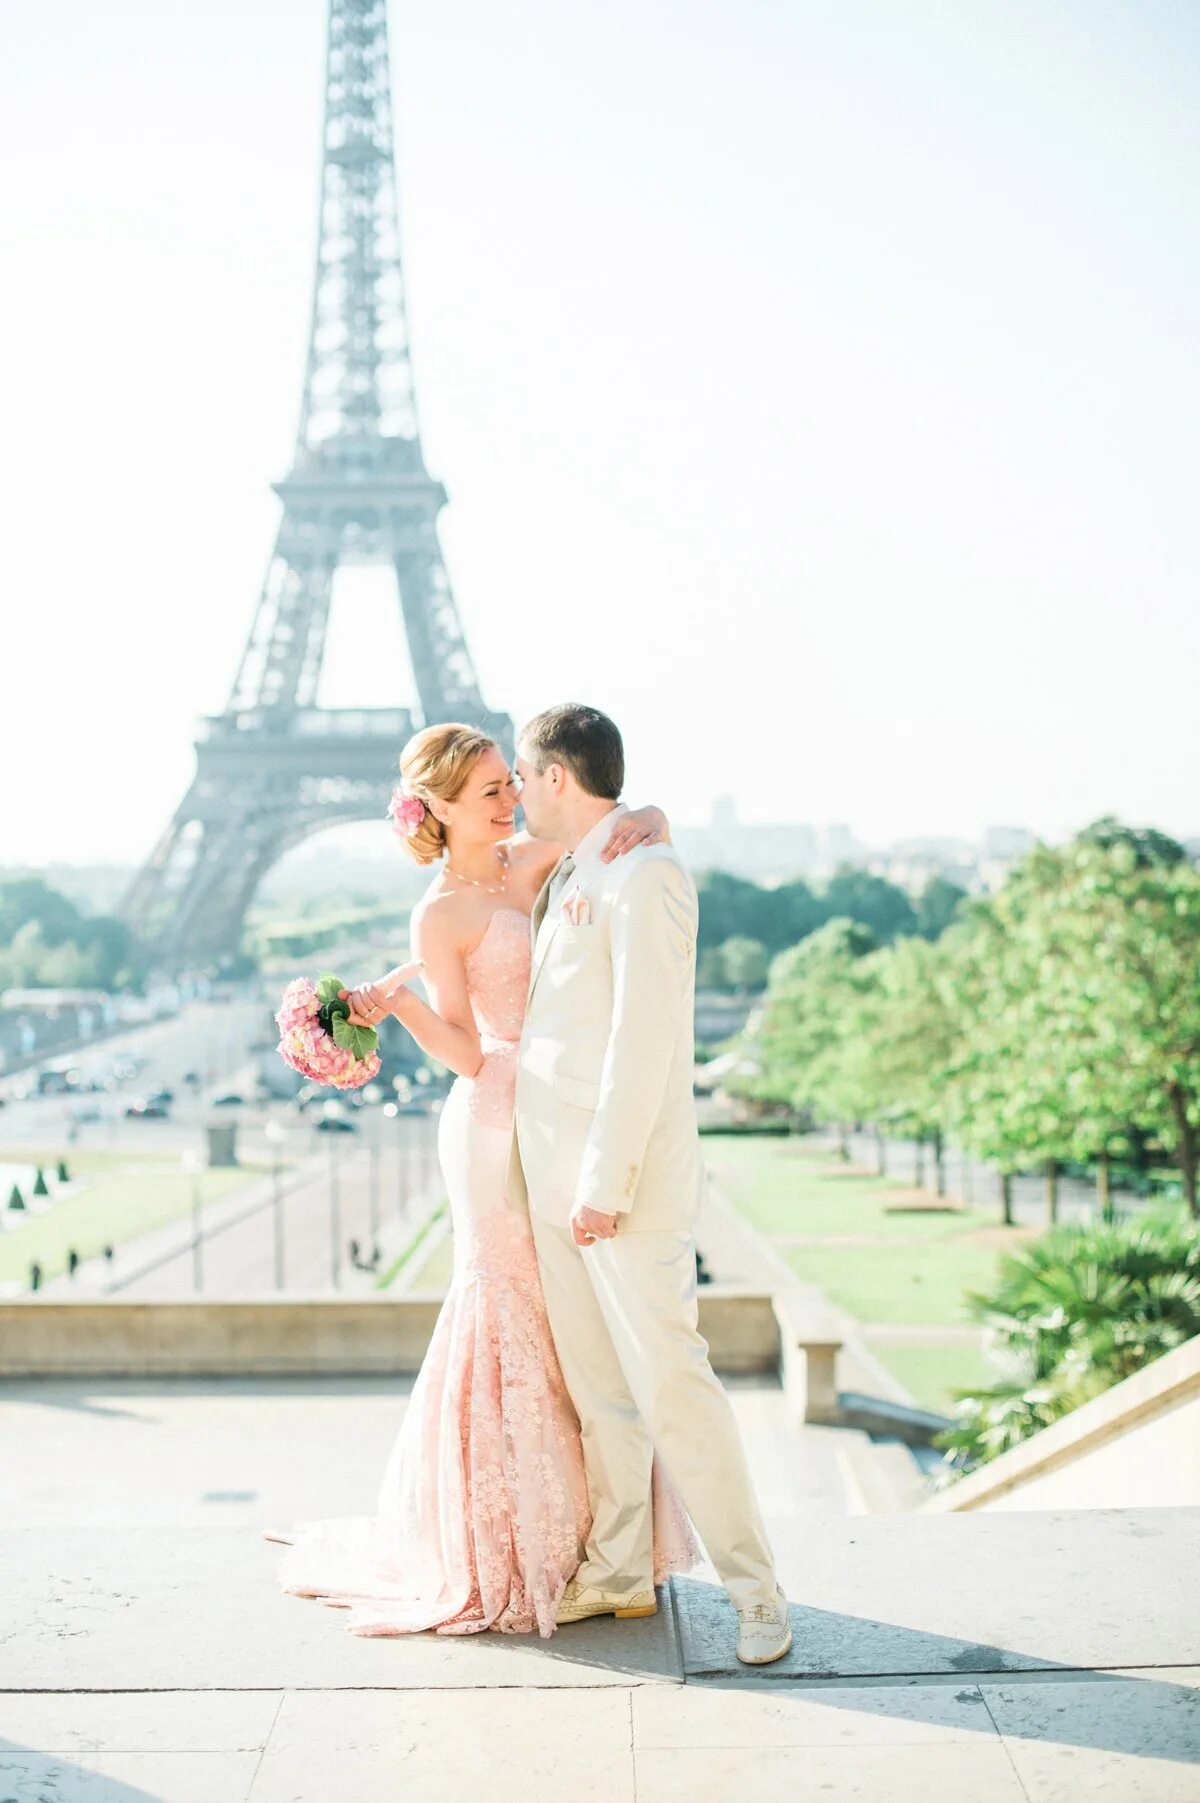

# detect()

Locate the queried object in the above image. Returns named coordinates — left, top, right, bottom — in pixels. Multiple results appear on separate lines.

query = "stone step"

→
left=837, top=1434, right=931, bottom=1515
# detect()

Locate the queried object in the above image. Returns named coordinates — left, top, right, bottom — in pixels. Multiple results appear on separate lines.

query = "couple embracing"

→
left=267, top=703, right=791, bottom=1666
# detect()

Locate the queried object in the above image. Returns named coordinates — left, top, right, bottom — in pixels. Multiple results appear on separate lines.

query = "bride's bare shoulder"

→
left=410, top=882, right=470, bottom=951
left=503, top=832, right=561, bottom=881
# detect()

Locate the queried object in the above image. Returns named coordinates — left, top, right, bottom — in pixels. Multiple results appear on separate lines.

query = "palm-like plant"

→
left=937, top=1212, right=1200, bottom=1475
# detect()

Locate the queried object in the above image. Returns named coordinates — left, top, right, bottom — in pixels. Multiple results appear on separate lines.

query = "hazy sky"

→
left=4, top=0, right=1198, bottom=870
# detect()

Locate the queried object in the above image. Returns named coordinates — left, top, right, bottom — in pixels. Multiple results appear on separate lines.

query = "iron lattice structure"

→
left=122, top=0, right=510, bottom=970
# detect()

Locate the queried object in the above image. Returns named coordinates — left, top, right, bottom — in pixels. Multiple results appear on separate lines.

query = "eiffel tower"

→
left=122, top=0, right=511, bottom=973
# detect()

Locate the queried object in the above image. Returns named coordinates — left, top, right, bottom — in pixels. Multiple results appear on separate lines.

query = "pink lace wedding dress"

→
left=267, top=906, right=697, bottom=1637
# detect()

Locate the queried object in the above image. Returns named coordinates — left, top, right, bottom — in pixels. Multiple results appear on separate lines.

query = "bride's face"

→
left=442, top=746, right=519, bottom=848
left=513, top=745, right=557, bottom=840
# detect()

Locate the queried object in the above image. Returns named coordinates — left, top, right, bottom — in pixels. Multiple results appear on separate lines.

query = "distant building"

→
left=983, top=825, right=1037, bottom=860
left=674, top=797, right=820, bottom=883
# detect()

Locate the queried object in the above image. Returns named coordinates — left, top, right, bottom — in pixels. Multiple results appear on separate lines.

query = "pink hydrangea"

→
left=387, top=787, right=427, bottom=840
left=274, top=975, right=381, bottom=1091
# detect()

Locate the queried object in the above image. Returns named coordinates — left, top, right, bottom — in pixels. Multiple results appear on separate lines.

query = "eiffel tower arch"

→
left=121, top=0, right=511, bottom=973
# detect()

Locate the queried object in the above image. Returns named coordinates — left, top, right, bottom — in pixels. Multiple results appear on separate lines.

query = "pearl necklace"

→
left=445, top=845, right=509, bottom=895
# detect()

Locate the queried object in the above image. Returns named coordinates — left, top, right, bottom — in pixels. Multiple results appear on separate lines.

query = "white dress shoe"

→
left=555, top=1578, right=658, bottom=1625
left=735, top=1585, right=793, bottom=1665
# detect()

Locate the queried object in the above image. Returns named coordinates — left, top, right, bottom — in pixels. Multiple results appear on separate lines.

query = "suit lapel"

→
left=527, top=857, right=566, bottom=998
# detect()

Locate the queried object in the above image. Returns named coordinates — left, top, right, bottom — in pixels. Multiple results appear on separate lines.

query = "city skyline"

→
left=4, top=0, right=1199, bottom=870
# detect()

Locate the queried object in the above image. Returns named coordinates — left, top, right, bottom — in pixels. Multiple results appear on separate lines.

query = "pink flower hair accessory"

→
left=387, top=786, right=427, bottom=839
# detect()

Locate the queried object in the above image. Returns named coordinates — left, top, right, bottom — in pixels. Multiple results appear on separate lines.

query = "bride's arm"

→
left=392, top=909, right=485, bottom=1079
left=599, top=805, right=671, bottom=861
left=506, top=805, right=671, bottom=877
left=345, top=907, right=484, bottom=1080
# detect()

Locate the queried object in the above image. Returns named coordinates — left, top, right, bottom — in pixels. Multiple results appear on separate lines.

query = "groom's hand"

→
left=570, top=1203, right=618, bottom=1247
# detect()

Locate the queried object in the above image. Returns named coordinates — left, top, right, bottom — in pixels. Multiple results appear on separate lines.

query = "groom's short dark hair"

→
left=521, top=703, right=624, bottom=800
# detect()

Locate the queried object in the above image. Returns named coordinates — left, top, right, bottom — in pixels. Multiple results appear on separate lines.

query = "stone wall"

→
left=0, top=1286, right=781, bottom=1378
left=924, top=1333, right=1200, bottom=1513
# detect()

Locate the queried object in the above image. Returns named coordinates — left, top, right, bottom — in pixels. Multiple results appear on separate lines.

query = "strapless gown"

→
left=267, top=906, right=697, bottom=1637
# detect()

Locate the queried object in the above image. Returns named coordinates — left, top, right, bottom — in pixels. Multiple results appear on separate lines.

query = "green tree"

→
left=0, top=878, right=84, bottom=947
left=822, top=867, right=917, bottom=945
left=945, top=858, right=1096, bottom=1224
left=857, top=933, right=962, bottom=1189
left=744, top=918, right=879, bottom=1150
left=1077, top=815, right=1186, bottom=868
left=1045, top=838, right=1200, bottom=1215
left=914, top=875, right=967, bottom=941
left=720, top=936, right=769, bottom=993
left=938, top=1211, right=1200, bottom=1472
left=0, top=882, right=142, bottom=992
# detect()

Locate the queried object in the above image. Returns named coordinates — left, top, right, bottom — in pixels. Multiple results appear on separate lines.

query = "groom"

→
left=508, top=703, right=792, bottom=1665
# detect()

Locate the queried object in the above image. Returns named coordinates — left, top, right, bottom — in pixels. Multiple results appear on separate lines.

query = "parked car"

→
left=145, top=1088, right=174, bottom=1105
left=125, top=1100, right=170, bottom=1119
left=212, top=1093, right=244, bottom=1108
left=314, top=1116, right=358, bottom=1134
left=70, top=1101, right=112, bottom=1124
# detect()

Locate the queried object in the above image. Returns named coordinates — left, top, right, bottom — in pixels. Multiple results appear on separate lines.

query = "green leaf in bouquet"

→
left=331, top=1013, right=378, bottom=1060
left=316, top=972, right=344, bottom=1006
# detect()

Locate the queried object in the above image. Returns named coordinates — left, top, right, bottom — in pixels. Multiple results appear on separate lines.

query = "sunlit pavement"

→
left=1, top=1375, right=1197, bottom=1800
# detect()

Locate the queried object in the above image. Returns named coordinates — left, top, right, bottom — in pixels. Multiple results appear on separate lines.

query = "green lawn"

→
left=0, top=1146, right=285, bottom=1288
left=405, top=1226, right=455, bottom=1292
left=868, top=1339, right=995, bottom=1417
left=702, top=1134, right=1029, bottom=1411
left=375, top=1204, right=448, bottom=1290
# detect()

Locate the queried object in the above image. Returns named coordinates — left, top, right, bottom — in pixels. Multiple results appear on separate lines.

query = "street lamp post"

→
left=413, top=1068, right=431, bottom=1205
left=182, top=1148, right=203, bottom=1292
left=364, top=1084, right=382, bottom=1252
left=323, top=1100, right=343, bottom=1288
left=391, top=1076, right=414, bottom=1225
left=264, top=1117, right=285, bottom=1291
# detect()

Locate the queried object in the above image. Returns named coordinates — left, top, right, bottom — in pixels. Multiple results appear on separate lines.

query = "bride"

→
left=265, top=722, right=696, bottom=1636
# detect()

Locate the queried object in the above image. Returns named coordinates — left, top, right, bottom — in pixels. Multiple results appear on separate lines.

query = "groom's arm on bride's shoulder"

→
left=386, top=901, right=485, bottom=1080
left=576, top=856, right=696, bottom=1218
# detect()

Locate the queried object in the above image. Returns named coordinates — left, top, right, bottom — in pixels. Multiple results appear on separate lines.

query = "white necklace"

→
left=445, top=845, right=509, bottom=895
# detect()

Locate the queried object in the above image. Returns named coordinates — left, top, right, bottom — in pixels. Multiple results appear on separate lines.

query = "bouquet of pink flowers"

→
left=275, top=973, right=382, bottom=1091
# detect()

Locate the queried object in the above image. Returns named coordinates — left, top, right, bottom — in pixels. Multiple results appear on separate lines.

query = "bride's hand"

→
left=339, top=961, right=424, bottom=1028
left=600, top=805, right=669, bottom=863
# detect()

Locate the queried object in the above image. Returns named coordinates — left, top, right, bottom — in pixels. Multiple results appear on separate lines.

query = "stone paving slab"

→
left=0, top=1690, right=283, bottom=1753
left=632, top=1676, right=1000, bottom=1747
left=677, top=1508, right=1200, bottom=1679
left=0, top=1527, right=684, bottom=1691
left=3, top=1677, right=1199, bottom=1803
left=980, top=1670, right=1200, bottom=1802
left=248, top=1689, right=637, bottom=1803
left=632, top=1739, right=1030, bottom=1802
left=0, top=1748, right=262, bottom=1802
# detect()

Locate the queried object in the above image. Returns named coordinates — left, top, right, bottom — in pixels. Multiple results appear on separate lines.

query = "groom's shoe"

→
left=555, top=1579, right=658, bottom=1625
left=735, top=1586, right=793, bottom=1665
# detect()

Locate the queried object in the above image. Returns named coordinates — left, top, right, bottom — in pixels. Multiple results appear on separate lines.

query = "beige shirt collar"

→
left=568, top=802, right=628, bottom=872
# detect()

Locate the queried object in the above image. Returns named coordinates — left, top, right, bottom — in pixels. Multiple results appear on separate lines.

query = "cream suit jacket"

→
left=507, top=840, right=706, bottom=1233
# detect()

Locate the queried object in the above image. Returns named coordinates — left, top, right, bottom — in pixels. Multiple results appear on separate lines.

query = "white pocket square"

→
left=562, top=890, right=592, bottom=926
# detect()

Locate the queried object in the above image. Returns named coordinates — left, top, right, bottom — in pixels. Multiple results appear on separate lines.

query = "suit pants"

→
left=531, top=1213, right=778, bottom=1610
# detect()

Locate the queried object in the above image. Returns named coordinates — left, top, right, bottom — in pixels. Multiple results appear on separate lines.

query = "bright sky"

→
left=3, top=0, right=1198, bottom=870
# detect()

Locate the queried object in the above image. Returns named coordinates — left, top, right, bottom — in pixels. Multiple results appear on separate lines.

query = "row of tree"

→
left=738, top=820, right=1200, bottom=1217
left=696, top=867, right=966, bottom=958
left=0, top=878, right=143, bottom=993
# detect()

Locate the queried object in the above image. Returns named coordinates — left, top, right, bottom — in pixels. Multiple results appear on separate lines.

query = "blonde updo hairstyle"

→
left=397, top=723, right=498, bottom=867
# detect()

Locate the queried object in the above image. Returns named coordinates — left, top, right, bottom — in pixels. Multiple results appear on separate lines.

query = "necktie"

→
left=548, top=854, right=575, bottom=908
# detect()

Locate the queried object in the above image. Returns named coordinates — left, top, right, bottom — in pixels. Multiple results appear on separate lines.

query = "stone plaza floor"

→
left=2, top=1376, right=1199, bottom=1800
